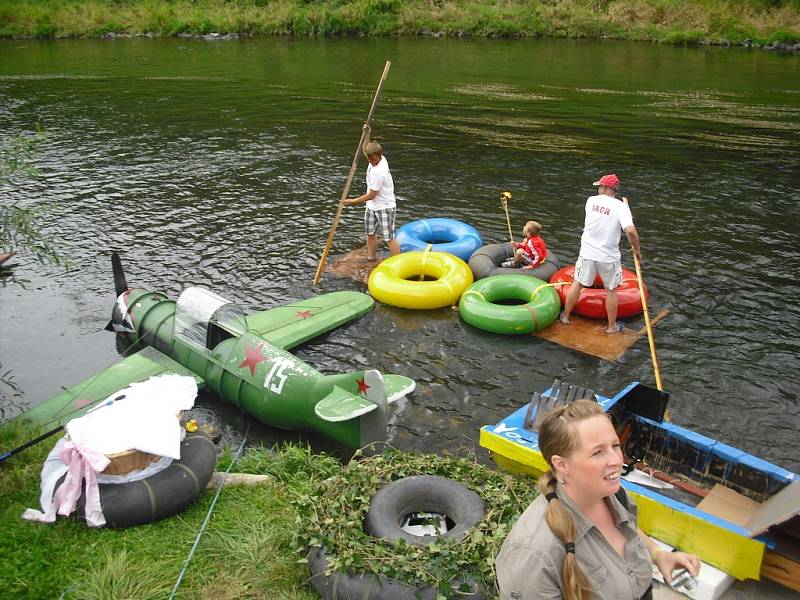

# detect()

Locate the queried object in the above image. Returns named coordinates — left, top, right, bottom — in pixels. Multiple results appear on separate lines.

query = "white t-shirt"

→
left=579, top=194, right=634, bottom=262
left=365, top=155, right=395, bottom=211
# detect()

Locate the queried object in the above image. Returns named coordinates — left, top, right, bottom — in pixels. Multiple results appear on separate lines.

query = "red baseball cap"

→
left=592, top=174, right=620, bottom=188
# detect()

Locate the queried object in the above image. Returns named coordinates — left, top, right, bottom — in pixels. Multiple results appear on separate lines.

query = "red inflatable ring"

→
left=549, top=265, right=647, bottom=319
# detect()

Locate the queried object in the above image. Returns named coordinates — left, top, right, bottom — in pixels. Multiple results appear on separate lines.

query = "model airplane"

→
left=15, top=252, right=415, bottom=449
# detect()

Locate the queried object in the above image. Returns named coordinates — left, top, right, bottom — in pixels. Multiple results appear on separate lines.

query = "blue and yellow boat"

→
left=480, top=381, right=800, bottom=591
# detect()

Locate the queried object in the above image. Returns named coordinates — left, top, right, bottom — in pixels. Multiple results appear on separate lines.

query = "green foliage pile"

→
left=289, top=447, right=538, bottom=597
left=0, top=0, right=798, bottom=44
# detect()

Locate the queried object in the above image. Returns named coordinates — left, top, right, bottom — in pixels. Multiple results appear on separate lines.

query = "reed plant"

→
left=0, top=0, right=797, bottom=44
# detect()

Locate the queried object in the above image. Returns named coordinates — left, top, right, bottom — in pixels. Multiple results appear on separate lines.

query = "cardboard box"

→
left=650, top=539, right=734, bottom=600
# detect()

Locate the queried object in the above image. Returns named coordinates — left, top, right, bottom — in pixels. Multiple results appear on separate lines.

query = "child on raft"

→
left=502, top=220, right=548, bottom=269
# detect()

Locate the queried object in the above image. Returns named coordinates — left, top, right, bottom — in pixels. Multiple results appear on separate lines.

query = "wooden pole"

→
left=312, top=60, right=392, bottom=286
left=623, top=197, right=663, bottom=391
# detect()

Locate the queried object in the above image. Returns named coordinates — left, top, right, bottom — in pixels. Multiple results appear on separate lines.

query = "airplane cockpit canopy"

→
left=175, top=286, right=247, bottom=351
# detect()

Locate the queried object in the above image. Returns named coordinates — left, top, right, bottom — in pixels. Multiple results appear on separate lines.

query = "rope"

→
left=168, top=426, right=249, bottom=600
left=418, top=244, right=433, bottom=281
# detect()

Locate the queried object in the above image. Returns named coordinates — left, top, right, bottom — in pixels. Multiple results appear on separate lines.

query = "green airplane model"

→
left=14, top=253, right=415, bottom=449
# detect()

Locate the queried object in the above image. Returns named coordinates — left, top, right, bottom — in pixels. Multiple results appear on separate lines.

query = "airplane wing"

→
left=245, top=291, right=374, bottom=350
left=16, top=346, right=205, bottom=431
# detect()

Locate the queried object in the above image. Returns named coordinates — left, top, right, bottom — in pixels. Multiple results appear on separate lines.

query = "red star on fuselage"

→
left=357, top=378, right=370, bottom=395
left=239, top=343, right=266, bottom=375
left=297, top=310, right=312, bottom=319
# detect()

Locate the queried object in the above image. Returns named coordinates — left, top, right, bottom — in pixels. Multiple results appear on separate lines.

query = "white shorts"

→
left=574, top=256, right=622, bottom=290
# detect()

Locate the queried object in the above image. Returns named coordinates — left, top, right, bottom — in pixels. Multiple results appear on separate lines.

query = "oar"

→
left=312, top=60, right=392, bottom=286
left=500, top=191, right=514, bottom=244
left=623, top=197, right=663, bottom=391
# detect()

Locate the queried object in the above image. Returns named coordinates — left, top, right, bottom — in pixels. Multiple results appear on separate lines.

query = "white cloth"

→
left=66, top=373, right=197, bottom=459
left=579, top=193, right=634, bottom=262
left=365, top=155, right=395, bottom=211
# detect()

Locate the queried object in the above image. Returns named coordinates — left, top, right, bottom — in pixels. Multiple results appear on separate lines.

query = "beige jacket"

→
left=495, top=486, right=652, bottom=600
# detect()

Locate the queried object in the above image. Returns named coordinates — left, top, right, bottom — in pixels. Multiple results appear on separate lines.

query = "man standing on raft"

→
left=342, top=125, right=400, bottom=261
left=560, top=174, right=641, bottom=334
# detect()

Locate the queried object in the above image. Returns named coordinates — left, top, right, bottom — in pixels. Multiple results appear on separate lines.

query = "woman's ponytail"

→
left=538, top=471, right=592, bottom=600
left=537, top=399, right=608, bottom=600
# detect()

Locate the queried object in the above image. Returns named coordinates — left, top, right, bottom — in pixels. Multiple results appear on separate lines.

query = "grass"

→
left=0, top=421, right=336, bottom=600
left=0, top=419, right=539, bottom=599
left=0, top=0, right=797, bottom=45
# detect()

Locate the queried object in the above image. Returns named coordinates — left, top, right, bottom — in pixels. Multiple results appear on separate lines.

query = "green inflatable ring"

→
left=458, top=275, right=561, bottom=334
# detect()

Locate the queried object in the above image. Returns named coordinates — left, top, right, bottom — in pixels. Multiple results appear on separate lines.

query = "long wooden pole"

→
left=312, top=60, right=392, bottom=286
left=623, top=197, right=663, bottom=391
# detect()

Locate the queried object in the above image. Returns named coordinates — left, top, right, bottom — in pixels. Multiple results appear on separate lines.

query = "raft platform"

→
left=532, top=308, right=670, bottom=361
left=326, top=246, right=386, bottom=285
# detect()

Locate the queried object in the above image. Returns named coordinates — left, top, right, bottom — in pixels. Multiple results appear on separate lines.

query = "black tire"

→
left=469, top=243, right=561, bottom=281
left=365, top=475, right=486, bottom=545
left=59, top=433, right=217, bottom=528
left=308, top=546, right=483, bottom=600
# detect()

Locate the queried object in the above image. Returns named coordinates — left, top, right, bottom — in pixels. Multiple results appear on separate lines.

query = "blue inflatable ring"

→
left=396, top=218, right=483, bottom=262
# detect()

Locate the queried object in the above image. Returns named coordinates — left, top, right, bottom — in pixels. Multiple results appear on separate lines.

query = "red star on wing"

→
left=239, top=343, right=266, bottom=375
left=356, top=378, right=370, bottom=395
left=297, top=310, right=312, bottom=319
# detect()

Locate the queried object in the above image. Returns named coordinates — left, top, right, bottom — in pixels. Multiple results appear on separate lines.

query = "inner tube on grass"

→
left=56, top=433, right=216, bottom=528
left=365, top=475, right=485, bottom=544
left=308, top=475, right=486, bottom=599
left=459, top=275, right=561, bottom=334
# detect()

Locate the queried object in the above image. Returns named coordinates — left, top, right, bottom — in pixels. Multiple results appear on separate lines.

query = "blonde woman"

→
left=495, top=400, right=699, bottom=600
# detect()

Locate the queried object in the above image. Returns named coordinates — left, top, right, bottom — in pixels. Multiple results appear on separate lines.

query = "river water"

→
left=1, top=38, right=798, bottom=480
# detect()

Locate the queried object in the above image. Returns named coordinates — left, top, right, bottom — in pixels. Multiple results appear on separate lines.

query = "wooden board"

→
left=761, top=550, right=800, bottom=592
left=326, top=246, right=385, bottom=285
left=532, top=309, right=669, bottom=361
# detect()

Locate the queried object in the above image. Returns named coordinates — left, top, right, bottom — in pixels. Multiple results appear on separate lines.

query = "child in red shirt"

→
left=502, top=220, right=548, bottom=269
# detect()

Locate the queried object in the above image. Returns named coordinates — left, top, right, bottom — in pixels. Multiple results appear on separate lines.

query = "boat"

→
left=480, top=381, right=800, bottom=592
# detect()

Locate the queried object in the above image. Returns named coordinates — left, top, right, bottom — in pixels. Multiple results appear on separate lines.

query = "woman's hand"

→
left=654, top=550, right=700, bottom=584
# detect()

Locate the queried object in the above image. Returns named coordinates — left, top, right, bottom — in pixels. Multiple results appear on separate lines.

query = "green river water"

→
left=1, top=37, right=798, bottom=479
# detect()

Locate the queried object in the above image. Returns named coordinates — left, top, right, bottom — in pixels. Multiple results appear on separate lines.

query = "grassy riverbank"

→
left=0, top=424, right=330, bottom=599
left=0, top=0, right=798, bottom=45
left=0, top=421, right=536, bottom=599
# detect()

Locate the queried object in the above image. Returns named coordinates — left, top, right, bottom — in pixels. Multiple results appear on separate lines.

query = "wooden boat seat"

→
left=523, top=379, right=596, bottom=432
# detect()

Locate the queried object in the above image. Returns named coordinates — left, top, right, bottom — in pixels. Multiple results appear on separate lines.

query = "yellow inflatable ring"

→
left=368, top=249, right=474, bottom=310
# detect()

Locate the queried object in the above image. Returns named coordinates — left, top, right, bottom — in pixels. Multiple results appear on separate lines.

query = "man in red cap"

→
left=559, top=173, right=641, bottom=333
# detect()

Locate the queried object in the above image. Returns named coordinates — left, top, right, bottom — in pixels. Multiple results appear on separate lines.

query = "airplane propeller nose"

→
left=111, top=251, right=129, bottom=298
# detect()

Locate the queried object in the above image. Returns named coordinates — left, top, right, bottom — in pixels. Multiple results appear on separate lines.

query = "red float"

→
left=549, top=265, right=647, bottom=319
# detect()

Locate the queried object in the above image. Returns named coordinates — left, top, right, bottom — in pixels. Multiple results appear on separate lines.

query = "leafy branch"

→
left=1, top=131, right=73, bottom=282
left=287, top=447, right=538, bottom=597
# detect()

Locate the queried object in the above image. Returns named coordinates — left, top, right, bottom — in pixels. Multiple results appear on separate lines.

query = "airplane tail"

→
left=314, top=370, right=415, bottom=449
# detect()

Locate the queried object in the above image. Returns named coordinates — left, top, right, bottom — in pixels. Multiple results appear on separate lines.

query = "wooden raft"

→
left=325, top=246, right=385, bottom=285
left=327, top=247, right=668, bottom=362
left=532, top=309, right=669, bottom=362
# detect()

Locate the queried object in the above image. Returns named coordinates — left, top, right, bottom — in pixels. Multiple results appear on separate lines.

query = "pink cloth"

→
left=22, top=438, right=110, bottom=527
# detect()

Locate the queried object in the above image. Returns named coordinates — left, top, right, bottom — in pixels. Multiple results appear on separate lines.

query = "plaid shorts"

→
left=365, top=207, right=396, bottom=240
